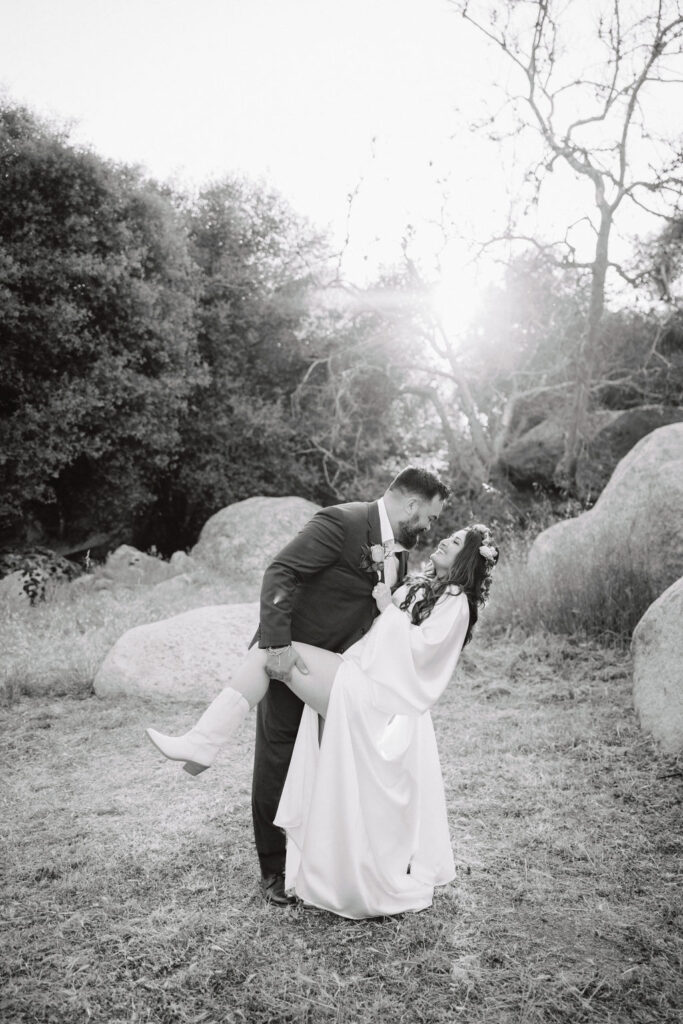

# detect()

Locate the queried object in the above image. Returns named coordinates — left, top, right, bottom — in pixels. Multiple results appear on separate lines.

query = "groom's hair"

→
left=388, top=466, right=450, bottom=502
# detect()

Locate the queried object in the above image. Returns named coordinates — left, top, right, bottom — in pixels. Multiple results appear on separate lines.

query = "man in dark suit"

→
left=252, top=466, right=450, bottom=905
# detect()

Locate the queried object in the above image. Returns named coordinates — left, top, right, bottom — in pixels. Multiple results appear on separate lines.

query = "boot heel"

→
left=183, top=760, right=209, bottom=776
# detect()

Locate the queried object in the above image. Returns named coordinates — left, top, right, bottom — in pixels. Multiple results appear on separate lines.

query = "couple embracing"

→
left=147, top=467, right=498, bottom=919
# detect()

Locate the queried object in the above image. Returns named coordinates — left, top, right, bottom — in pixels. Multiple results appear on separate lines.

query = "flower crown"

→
left=468, top=523, right=498, bottom=565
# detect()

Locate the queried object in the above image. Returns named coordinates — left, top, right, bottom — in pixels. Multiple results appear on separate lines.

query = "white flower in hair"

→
left=479, top=544, right=497, bottom=563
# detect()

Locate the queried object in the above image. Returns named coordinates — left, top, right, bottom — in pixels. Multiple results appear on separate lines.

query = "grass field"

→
left=2, top=628, right=681, bottom=1024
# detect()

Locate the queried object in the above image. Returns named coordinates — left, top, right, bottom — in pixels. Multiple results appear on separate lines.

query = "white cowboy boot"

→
left=146, top=687, right=250, bottom=775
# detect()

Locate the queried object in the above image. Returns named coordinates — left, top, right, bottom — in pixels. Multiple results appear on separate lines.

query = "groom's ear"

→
left=404, top=495, right=419, bottom=514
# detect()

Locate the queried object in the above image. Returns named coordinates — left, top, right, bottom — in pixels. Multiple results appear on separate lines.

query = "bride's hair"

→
left=398, top=524, right=499, bottom=646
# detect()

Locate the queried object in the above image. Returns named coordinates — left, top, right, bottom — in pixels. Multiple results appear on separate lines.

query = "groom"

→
left=252, top=466, right=450, bottom=905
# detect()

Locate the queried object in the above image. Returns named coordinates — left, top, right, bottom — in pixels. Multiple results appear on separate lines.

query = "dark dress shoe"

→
left=261, top=872, right=297, bottom=907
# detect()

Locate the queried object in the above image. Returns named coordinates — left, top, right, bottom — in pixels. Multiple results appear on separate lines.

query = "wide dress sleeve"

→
left=346, top=587, right=470, bottom=716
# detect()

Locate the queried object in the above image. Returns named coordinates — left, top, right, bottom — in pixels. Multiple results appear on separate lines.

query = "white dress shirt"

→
left=377, top=497, right=403, bottom=588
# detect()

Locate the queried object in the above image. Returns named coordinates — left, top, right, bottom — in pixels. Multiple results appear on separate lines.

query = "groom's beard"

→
left=396, top=514, right=427, bottom=550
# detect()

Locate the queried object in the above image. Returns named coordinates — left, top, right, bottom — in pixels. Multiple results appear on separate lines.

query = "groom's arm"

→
left=258, top=506, right=346, bottom=649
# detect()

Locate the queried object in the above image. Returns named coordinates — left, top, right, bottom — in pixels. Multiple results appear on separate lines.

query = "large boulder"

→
left=191, top=496, right=321, bottom=598
left=498, top=419, right=566, bottom=489
left=632, top=577, right=683, bottom=754
left=576, top=405, right=683, bottom=501
left=499, top=410, right=618, bottom=490
left=505, top=390, right=570, bottom=439
left=528, top=423, right=683, bottom=603
left=94, top=604, right=259, bottom=701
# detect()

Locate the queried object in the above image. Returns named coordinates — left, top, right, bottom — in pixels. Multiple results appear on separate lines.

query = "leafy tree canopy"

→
left=0, top=103, right=203, bottom=545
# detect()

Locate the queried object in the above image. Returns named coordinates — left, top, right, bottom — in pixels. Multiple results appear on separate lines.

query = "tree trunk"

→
left=558, top=207, right=611, bottom=488
left=434, top=322, right=493, bottom=467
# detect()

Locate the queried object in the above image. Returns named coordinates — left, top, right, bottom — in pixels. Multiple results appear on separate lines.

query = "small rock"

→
left=169, top=550, right=197, bottom=574
left=0, top=570, right=31, bottom=607
left=485, top=685, right=512, bottom=699
left=94, top=544, right=173, bottom=587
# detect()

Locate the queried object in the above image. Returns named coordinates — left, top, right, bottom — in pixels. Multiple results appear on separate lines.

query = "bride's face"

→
left=429, top=529, right=467, bottom=578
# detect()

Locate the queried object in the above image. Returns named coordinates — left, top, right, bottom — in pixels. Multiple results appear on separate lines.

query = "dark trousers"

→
left=251, top=677, right=304, bottom=877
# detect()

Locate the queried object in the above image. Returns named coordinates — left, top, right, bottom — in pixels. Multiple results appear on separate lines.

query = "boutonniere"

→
left=360, top=543, right=386, bottom=581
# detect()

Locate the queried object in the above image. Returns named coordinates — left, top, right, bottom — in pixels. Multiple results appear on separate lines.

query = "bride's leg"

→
left=146, top=645, right=270, bottom=774
left=224, top=643, right=271, bottom=707
left=286, top=643, right=342, bottom=717
left=146, top=644, right=340, bottom=773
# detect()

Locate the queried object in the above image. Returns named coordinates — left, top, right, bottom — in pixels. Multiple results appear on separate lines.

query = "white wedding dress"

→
left=274, top=583, right=470, bottom=919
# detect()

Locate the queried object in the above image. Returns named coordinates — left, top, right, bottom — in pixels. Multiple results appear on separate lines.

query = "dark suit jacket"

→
left=256, top=501, right=408, bottom=655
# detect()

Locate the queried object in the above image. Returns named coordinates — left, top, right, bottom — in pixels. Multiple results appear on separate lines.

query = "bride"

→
left=146, top=523, right=498, bottom=919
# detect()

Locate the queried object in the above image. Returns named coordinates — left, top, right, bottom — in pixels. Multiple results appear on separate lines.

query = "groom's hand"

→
left=265, top=644, right=310, bottom=683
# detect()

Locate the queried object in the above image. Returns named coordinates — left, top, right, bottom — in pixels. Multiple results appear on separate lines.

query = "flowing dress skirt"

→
left=275, top=590, right=469, bottom=918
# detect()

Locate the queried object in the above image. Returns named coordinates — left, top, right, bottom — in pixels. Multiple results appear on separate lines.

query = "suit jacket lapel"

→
left=366, top=501, right=382, bottom=546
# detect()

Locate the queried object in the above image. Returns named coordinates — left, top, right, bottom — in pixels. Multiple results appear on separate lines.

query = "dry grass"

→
left=0, top=573, right=253, bottom=704
left=2, top=630, right=681, bottom=1024
left=485, top=534, right=658, bottom=641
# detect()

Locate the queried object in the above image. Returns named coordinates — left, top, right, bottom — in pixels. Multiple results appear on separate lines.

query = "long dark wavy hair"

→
left=398, top=524, right=499, bottom=647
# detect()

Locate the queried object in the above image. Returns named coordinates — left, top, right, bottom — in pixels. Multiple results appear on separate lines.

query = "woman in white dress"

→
left=146, top=524, right=498, bottom=919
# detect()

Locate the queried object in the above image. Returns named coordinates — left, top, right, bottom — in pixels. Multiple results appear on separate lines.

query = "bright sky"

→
left=1, top=0, right=681, bottom=324
left=0, top=1, right=489, bottom=266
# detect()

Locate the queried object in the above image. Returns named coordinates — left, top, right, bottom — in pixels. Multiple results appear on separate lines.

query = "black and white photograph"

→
left=1, top=1, right=682, bottom=1022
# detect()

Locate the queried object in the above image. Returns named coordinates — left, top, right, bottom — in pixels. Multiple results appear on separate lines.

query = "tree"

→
left=149, top=178, right=334, bottom=548
left=0, top=104, right=203, bottom=547
left=448, top=0, right=683, bottom=485
left=315, top=253, right=593, bottom=496
left=0, top=110, right=404, bottom=554
left=290, top=294, right=412, bottom=500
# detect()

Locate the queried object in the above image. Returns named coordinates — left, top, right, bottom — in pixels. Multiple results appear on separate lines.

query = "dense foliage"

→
left=0, top=105, right=403, bottom=553
left=0, top=105, right=202, bottom=547
left=1, top=101, right=681, bottom=556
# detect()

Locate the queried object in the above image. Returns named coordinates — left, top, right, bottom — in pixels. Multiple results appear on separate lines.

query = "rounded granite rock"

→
left=191, top=496, right=321, bottom=600
left=94, top=603, right=260, bottom=702
left=528, top=423, right=683, bottom=603
left=632, top=577, right=683, bottom=754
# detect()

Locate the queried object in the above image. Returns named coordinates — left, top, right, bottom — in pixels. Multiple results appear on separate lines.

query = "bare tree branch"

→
left=449, top=0, right=683, bottom=486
